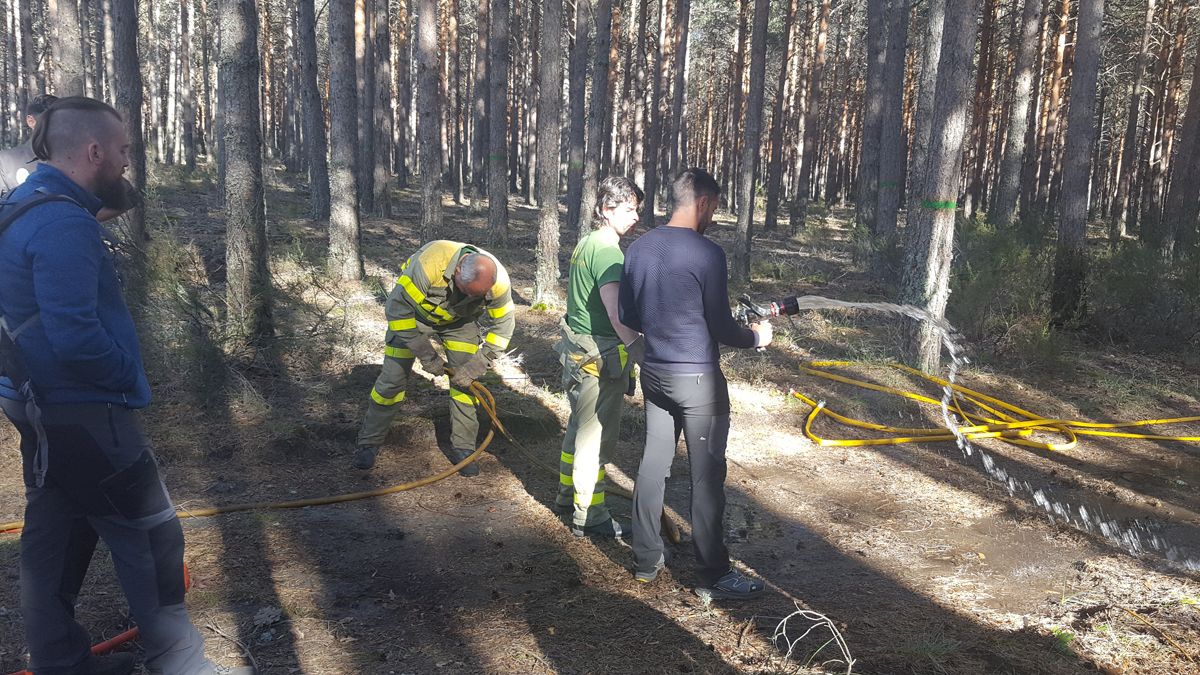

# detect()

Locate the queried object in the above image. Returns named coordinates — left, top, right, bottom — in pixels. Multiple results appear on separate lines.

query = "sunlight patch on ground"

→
left=728, top=381, right=793, bottom=415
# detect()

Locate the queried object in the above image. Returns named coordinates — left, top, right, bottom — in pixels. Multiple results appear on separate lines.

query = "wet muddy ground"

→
left=1, top=169, right=1197, bottom=673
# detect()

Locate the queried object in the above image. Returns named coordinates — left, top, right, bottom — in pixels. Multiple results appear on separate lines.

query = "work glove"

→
left=624, top=335, right=646, bottom=367
left=450, top=353, right=490, bottom=389
left=407, top=337, right=445, bottom=376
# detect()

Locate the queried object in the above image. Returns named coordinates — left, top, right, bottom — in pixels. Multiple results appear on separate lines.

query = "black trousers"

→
left=0, top=398, right=212, bottom=674
left=631, top=367, right=732, bottom=585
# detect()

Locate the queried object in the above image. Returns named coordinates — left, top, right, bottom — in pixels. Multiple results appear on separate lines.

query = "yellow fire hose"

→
left=791, top=360, right=1200, bottom=449
left=0, top=379, right=682, bottom=544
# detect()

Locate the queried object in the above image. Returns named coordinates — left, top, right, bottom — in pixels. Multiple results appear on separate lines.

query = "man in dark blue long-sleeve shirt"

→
left=618, top=168, right=771, bottom=600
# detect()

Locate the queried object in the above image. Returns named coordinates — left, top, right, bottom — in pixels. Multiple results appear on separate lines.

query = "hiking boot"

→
left=84, top=653, right=137, bottom=675
left=552, top=498, right=573, bottom=514
left=634, top=553, right=667, bottom=583
left=572, top=517, right=631, bottom=539
left=352, top=445, right=379, bottom=470
left=443, top=447, right=480, bottom=477
left=694, top=568, right=765, bottom=601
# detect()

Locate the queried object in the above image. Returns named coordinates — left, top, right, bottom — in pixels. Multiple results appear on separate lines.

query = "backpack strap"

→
left=0, top=190, right=81, bottom=239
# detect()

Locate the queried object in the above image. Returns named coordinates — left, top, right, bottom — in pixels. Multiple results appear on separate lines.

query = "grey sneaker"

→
left=635, top=553, right=667, bottom=583
left=353, top=445, right=379, bottom=470
left=572, top=517, right=631, bottom=539
left=695, top=568, right=764, bottom=600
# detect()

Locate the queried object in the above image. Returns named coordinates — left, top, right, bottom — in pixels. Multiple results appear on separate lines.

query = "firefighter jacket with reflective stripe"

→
left=387, top=240, right=515, bottom=360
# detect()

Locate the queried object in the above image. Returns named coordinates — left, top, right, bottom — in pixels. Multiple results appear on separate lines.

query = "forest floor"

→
left=1, top=165, right=1198, bottom=674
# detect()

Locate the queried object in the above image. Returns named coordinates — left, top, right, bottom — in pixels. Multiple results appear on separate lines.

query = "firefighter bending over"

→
left=354, top=241, right=515, bottom=475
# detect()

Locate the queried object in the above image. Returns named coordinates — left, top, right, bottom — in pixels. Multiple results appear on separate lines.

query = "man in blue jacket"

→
left=0, top=98, right=250, bottom=674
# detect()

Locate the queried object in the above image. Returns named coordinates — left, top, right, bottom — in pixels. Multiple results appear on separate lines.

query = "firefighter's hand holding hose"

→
left=450, top=353, right=490, bottom=389
left=408, top=337, right=446, bottom=376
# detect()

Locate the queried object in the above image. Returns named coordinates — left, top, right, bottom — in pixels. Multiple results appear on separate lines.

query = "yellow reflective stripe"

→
left=443, top=339, right=479, bottom=354
left=397, top=275, right=455, bottom=323
left=384, top=346, right=413, bottom=359
left=389, top=317, right=417, bottom=331
left=560, top=451, right=574, bottom=464
left=559, top=473, right=574, bottom=486
left=449, top=388, right=477, bottom=405
left=618, top=344, right=628, bottom=370
left=485, top=332, right=510, bottom=349
left=371, top=388, right=406, bottom=405
left=488, top=301, right=514, bottom=319
left=597, top=468, right=606, bottom=481
left=575, top=491, right=604, bottom=506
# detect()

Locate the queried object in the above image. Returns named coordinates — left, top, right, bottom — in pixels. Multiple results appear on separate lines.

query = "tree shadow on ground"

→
left=714, top=483, right=1103, bottom=674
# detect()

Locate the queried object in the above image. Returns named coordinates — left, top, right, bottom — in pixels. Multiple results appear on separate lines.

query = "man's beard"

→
left=97, top=175, right=135, bottom=211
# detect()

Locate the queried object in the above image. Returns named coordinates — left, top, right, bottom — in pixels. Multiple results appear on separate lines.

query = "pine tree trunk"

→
left=373, top=0, right=393, bottom=217
left=19, top=0, right=36, bottom=109
left=149, top=2, right=165, bottom=163
left=723, top=0, right=749, bottom=212
left=356, top=0, right=376, bottom=214
left=989, top=0, right=1041, bottom=227
left=218, top=0, right=273, bottom=342
left=297, top=0, right=331, bottom=219
left=470, top=0, right=489, bottom=208
left=640, top=0, right=668, bottom=228
left=763, top=0, right=797, bottom=232
left=111, top=0, right=145, bottom=242
left=80, top=0, right=94, bottom=97
left=1163, top=35, right=1200, bottom=254
left=565, top=0, right=591, bottom=231
left=258, top=0, right=273, bottom=161
left=49, top=0, right=85, bottom=95
left=415, top=0, right=442, bottom=239
left=506, top=0, right=520, bottom=192
left=534, top=0, right=564, bottom=305
left=1035, top=0, right=1070, bottom=217
left=329, top=0, right=364, bottom=279
left=1051, top=0, right=1102, bottom=325
left=180, top=0, right=197, bottom=170
left=900, top=0, right=980, bottom=371
left=448, top=0, right=464, bottom=204
left=577, top=0, right=614, bottom=236
left=631, top=0, right=648, bottom=187
left=603, top=1, right=621, bottom=172
left=731, top=0, right=768, bottom=282
left=200, top=0, right=214, bottom=156
left=1111, top=0, right=1157, bottom=239
left=394, top=0, right=411, bottom=185
left=662, top=0, right=690, bottom=208
left=856, top=0, right=888, bottom=236
left=874, top=0, right=911, bottom=252
left=907, top=0, right=944, bottom=203
left=487, top=0, right=509, bottom=243
left=963, top=0, right=996, bottom=217
left=522, top=0, right=540, bottom=204
left=790, top=0, right=831, bottom=232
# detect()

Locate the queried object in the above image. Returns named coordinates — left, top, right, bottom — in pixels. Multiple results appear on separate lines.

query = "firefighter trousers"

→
left=358, top=321, right=482, bottom=452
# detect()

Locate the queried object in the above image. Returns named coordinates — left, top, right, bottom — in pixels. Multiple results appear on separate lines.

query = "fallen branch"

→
left=1120, top=606, right=1195, bottom=664
left=772, top=604, right=855, bottom=674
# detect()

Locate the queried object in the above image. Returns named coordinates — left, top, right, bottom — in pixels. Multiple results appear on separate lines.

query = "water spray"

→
left=739, top=293, right=1199, bottom=571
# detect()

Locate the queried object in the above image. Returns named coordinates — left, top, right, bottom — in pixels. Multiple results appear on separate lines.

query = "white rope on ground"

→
left=772, top=604, right=856, bottom=674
